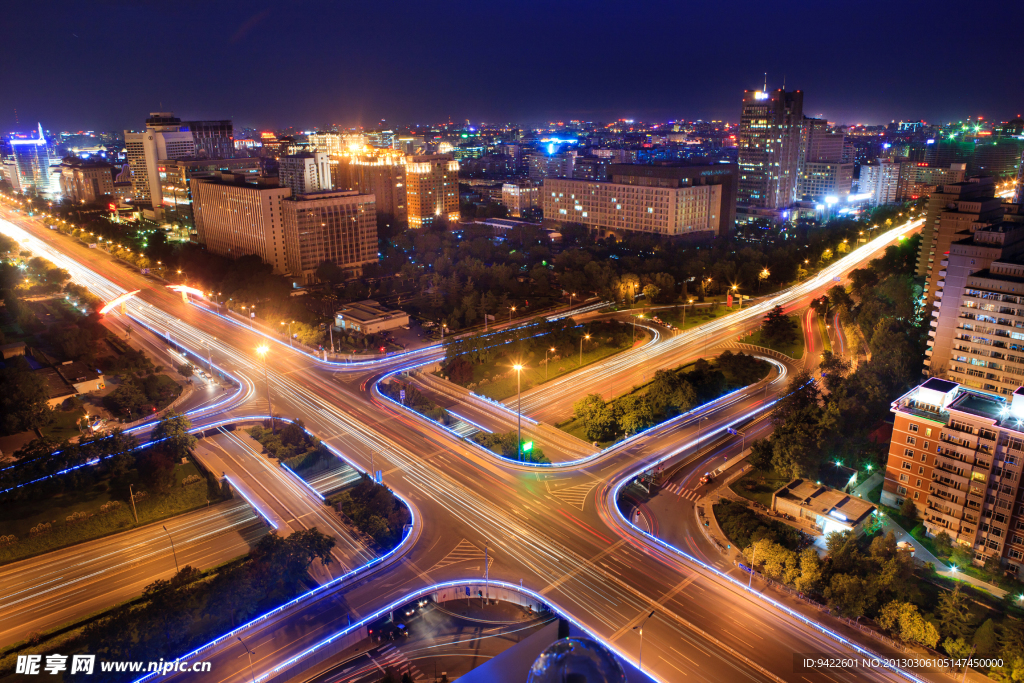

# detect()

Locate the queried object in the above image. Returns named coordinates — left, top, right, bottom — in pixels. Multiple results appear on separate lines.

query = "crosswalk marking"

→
left=551, top=481, right=598, bottom=511
left=377, top=643, right=427, bottom=681
left=450, top=421, right=478, bottom=438
left=661, top=482, right=703, bottom=502
left=425, top=538, right=486, bottom=573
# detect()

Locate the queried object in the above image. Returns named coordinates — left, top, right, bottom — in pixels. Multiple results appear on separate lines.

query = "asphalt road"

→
left=0, top=205, right=932, bottom=683
left=0, top=500, right=265, bottom=647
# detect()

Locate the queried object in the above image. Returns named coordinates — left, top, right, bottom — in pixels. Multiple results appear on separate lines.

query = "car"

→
left=699, top=472, right=714, bottom=485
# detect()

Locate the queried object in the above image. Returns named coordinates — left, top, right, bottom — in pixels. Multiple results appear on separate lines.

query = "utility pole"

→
left=129, top=485, right=139, bottom=524
left=484, top=540, right=489, bottom=605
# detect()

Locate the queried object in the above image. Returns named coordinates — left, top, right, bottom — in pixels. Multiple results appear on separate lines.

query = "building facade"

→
left=279, top=153, right=332, bottom=196
left=884, top=378, right=1024, bottom=575
left=501, top=181, right=540, bottom=217
left=10, top=123, right=58, bottom=197
left=346, top=152, right=407, bottom=225
left=191, top=173, right=291, bottom=275
left=737, top=88, right=804, bottom=210
left=280, top=191, right=378, bottom=284
left=124, top=113, right=197, bottom=212
left=858, top=159, right=901, bottom=205
left=59, top=158, right=115, bottom=204
left=405, top=154, right=459, bottom=228
left=158, top=158, right=261, bottom=229
left=184, top=120, right=234, bottom=159
left=542, top=163, right=736, bottom=238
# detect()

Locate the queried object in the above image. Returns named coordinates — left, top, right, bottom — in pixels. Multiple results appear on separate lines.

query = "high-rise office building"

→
left=184, top=120, right=234, bottom=159
left=858, top=159, right=901, bottom=205
left=281, top=191, right=378, bottom=284
left=796, top=117, right=852, bottom=200
left=542, top=163, right=736, bottom=238
left=737, top=88, right=804, bottom=212
left=883, top=377, right=1024, bottom=575
left=10, top=123, right=58, bottom=197
left=124, top=113, right=197, bottom=212
left=405, top=154, right=459, bottom=228
left=191, top=173, right=291, bottom=274
left=279, top=152, right=332, bottom=195
left=346, top=152, right=407, bottom=226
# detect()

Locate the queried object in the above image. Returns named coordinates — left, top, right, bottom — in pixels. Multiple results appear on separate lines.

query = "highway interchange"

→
left=0, top=205, right=932, bottom=683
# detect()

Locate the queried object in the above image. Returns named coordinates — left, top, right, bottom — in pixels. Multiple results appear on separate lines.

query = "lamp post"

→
left=758, top=267, right=770, bottom=294
left=545, top=347, right=555, bottom=380
left=256, top=345, right=273, bottom=429
left=280, top=321, right=293, bottom=346
left=237, top=637, right=256, bottom=683
left=509, top=305, right=516, bottom=323
left=632, top=610, right=656, bottom=672
left=683, top=298, right=694, bottom=327
left=579, top=334, right=590, bottom=367
left=732, top=284, right=741, bottom=310
left=162, top=525, right=179, bottom=574
left=696, top=416, right=709, bottom=448
left=513, top=364, right=524, bottom=460
left=748, top=544, right=759, bottom=589
left=569, top=292, right=575, bottom=312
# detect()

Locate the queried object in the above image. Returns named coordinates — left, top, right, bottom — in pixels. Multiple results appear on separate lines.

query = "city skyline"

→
left=2, top=0, right=1022, bottom=132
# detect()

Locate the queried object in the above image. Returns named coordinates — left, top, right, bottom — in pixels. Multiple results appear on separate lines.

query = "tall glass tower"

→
left=10, top=123, right=58, bottom=197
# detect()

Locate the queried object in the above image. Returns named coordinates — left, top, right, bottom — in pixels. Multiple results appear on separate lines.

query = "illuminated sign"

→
left=753, top=91, right=769, bottom=100
left=521, top=441, right=534, bottom=453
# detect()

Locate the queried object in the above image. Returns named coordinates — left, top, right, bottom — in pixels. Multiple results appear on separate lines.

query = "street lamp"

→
left=683, top=298, right=695, bottom=326
left=748, top=544, right=759, bottom=589
left=632, top=610, right=656, bottom=672
left=256, top=345, right=273, bottom=430
left=509, top=305, right=516, bottom=323
left=579, top=334, right=590, bottom=367
left=237, top=637, right=257, bottom=683
left=545, top=347, right=555, bottom=380
left=632, top=312, right=644, bottom=343
left=758, top=267, right=770, bottom=293
left=162, top=525, right=179, bottom=574
left=280, top=320, right=294, bottom=346
left=696, top=416, right=709, bottom=448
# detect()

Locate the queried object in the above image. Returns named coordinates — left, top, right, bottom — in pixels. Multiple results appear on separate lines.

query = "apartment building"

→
left=917, top=177, right=1007, bottom=311
left=884, top=378, right=1024, bottom=574
left=896, top=162, right=966, bottom=202
left=124, top=113, right=197, bottom=212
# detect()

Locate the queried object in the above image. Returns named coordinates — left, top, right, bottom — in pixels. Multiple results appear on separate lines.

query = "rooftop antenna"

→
left=782, top=74, right=786, bottom=91
left=763, top=72, right=767, bottom=92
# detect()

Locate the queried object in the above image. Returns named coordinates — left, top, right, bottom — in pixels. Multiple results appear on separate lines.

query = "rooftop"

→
left=775, top=479, right=876, bottom=526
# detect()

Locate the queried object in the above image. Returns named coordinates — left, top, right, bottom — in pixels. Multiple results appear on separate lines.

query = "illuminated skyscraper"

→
left=405, top=154, right=459, bottom=228
left=737, top=88, right=803, bottom=212
left=124, top=113, right=196, bottom=213
left=10, top=123, right=58, bottom=197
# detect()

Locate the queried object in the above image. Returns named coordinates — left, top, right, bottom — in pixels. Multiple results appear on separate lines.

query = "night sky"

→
left=3, top=0, right=1022, bottom=134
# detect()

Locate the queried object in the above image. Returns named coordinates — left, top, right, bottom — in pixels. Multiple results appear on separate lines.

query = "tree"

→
left=824, top=573, right=868, bottom=618
left=899, top=495, right=918, bottom=522
left=933, top=530, right=953, bottom=557
left=0, top=356, right=52, bottom=435
left=762, top=305, right=795, bottom=344
left=151, top=412, right=196, bottom=461
left=573, top=394, right=615, bottom=442
left=944, top=637, right=974, bottom=662
left=794, top=547, right=822, bottom=594
left=936, top=584, right=971, bottom=641
left=877, top=600, right=939, bottom=648
left=315, top=260, right=346, bottom=285
left=177, top=362, right=195, bottom=378
left=819, top=350, right=852, bottom=393
left=951, top=545, right=973, bottom=569
left=642, top=283, right=660, bottom=302
left=748, top=438, right=773, bottom=470
left=111, top=378, right=146, bottom=416
left=138, top=447, right=176, bottom=492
